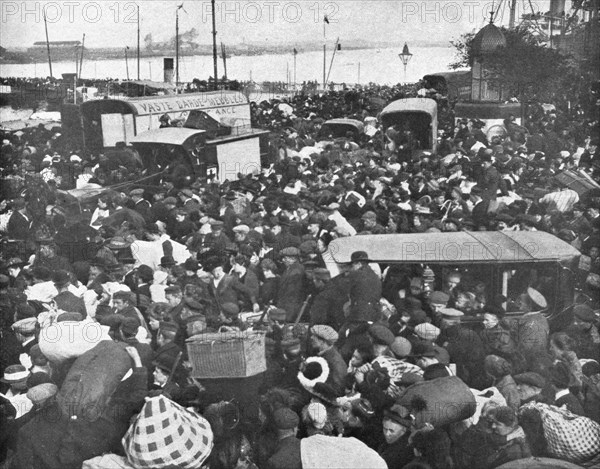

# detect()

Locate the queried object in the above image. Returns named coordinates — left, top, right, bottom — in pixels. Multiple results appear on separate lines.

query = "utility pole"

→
left=137, top=4, right=140, bottom=80
left=176, top=6, right=180, bottom=89
left=509, top=0, right=517, bottom=28
left=125, top=47, right=130, bottom=80
left=43, top=9, right=53, bottom=77
left=323, top=16, right=327, bottom=90
left=221, top=42, right=228, bottom=81
left=212, top=0, right=218, bottom=90
left=358, top=62, right=360, bottom=85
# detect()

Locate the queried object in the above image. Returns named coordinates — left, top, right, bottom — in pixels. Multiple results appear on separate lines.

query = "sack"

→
left=300, top=435, right=387, bottom=469
left=468, top=387, right=507, bottom=426
left=39, top=317, right=112, bottom=363
left=122, top=395, right=213, bottom=469
left=57, top=340, right=132, bottom=421
left=520, top=402, right=600, bottom=463
left=399, top=376, right=476, bottom=427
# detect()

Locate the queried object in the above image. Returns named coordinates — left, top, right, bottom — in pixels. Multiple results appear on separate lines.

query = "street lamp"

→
left=399, top=43, right=413, bottom=82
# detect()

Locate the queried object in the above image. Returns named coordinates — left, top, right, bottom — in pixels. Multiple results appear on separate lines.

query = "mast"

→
left=221, top=42, right=228, bottom=81
left=323, top=17, right=327, bottom=90
left=325, top=37, right=339, bottom=87
left=125, top=47, right=130, bottom=80
left=43, top=9, right=53, bottom=77
left=79, top=33, right=85, bottom=79
left=509, top=0, right=517, bottom=28
left=211, top=0, right=218, bottom=90
left=137, top=4, right=140, bottom=80
left=176, top=6, right=180, bottom=90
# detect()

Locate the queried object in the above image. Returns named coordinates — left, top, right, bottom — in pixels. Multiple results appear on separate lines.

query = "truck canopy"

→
left=325, top=231, right=580, bottom=265
left=129, top=127, right=206, bottom=146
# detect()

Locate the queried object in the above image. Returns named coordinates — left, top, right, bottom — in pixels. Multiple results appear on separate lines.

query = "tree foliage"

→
left=449, top=26, right=580, bottom=103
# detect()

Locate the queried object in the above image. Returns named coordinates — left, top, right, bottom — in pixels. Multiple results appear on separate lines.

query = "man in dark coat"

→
left=276, top=247, right=307, bottom=322
left=309, top=268, right=350, bottom=330
left=7, top=199, right=32, bottom=241
left=130, top=189, right=152, bottom=223
left=477, top=153, right=501, bottom=202
left=265, top=408, right=302, bottom=469
left=309, top=325, right=347, bottom=397
left=346, top=251, right=382, bottom=322
left=378, top=404, right=414, bottom=469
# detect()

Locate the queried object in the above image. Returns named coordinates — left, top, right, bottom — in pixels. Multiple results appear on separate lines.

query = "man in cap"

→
left=509, top=287, right=550, bottom=359
left=514, top=372, right=547, bottom=405
left=565, top=305, right=600, bottom=363
left=276, top=247, right=307, bottom=322
left=439, top=307, right=486, bottom=388
left=378, top=404, right=413, bottom=469
left=360, top=211, right=386, bottom=234
left=265, top=408, right=302, bottom=469
left=346, top=251, right=382, bottom=323
left=130, top=188, right=152, bottom=222
left=427, top=291, right=449, bottom=320
left=201, top=220, right=232, bottom=256
left=309, top=325, right=347, bottom=396
left=112, top=291, right=150, bottom=341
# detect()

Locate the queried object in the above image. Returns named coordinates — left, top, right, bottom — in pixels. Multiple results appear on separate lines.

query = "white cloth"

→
left=1, top=391, right=33, bottom=419
left=25, top=281, right=58, bottom=303
left=301, top=435, right=387, bottom=469
left=328, top=211, right=356, bottom=237
left=131, top=235, right=190, bottom=270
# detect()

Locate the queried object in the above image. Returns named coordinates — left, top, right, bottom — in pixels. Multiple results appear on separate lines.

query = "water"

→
left=1, top=46, right=458, bottom=85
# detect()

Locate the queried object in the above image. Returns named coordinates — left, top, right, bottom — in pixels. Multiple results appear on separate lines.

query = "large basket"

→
left=186, top=330, right=266, bottom=379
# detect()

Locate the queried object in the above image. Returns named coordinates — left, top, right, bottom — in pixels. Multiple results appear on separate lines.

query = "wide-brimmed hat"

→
left=383, top=404, right=412, bottom=428
left=1, top=364, right=30, bottom=383
left=350, top=251, right=370, bottom=263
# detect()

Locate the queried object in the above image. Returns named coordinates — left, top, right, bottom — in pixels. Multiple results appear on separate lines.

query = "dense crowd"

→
left=0, top=78, right=599, bottom=469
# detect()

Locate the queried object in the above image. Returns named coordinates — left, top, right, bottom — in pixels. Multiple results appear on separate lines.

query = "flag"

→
left=337, top=44, right=341, bottom=50
left=293, top=48, right=298, bottom=55
left=324, top=15, right=329, bottom=24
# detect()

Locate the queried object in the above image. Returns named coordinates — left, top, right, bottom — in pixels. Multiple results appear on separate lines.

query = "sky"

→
left=0, top=0, right=561, bottom=49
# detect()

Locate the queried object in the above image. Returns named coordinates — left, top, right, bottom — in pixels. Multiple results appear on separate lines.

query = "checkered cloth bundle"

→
left=122, top=395, right=214, bottom=469
left=520, top=402, right=600, bottom=464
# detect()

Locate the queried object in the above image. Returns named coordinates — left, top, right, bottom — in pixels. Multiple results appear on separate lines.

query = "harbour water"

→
left=1, top=46, right=458, bottom=85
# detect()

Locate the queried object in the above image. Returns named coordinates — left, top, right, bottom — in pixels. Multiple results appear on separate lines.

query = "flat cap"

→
left=26, top=383, right=58, bottom=405
left=415, top=323, right=441, bottom=341
left=163, top=197, right=177, bottom=205
left=514, top=372, right=546, bottom=389
left=159, top=321, right=179, bottom=334
left=12, top=317, right=37, bottom=335
left=311, top=325, right=339, bottom=344
left=390, top=337, right=412, bottom=358
left=1, top=364, right=30, bottom=383
left=429, top=291, right=449, bottom=305
left=210, top=220, right=224, bottom=228
left=273, top=407, right=299, bottom=430
left=384, top=404, right=412, bottom=428
left=280, top=247, right=301, bottom=257
left=440, top=308, right=464, bottom=318
left=268, top=307, right=287, bottom=322
left=361, top=211, right=377, bottom=220
left=368, top=324, right=395, bottom=346
left=232, top=224, right=250, bottom=234
left=573, top=304, right=595, bottom=323
left=129, top=188, right=144, bottom=197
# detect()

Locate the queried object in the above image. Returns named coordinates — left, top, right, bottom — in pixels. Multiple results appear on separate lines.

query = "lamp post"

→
left=398, top=42, right=413, bottom=82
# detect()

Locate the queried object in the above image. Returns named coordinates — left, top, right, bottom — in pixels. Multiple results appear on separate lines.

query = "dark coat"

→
left=265, top=436, right=302, bottom=469
left=347, top=265, right=382, bottom=322
left=555, top=391, right=585, bottom=416
left=53, top=291, right=87, bottom=317
left=276, top=262, right=306, bottom=322
left=477, top=165, right=501, bottom=201
left=7, top=211, right=33, bottom=240
left=378, top=432, right=413, bottom=469
left=309, top=275, right=351, bottom=329
left=320, top=346, right=348, bottom=397
left=209, top=275, right=257, bottom=312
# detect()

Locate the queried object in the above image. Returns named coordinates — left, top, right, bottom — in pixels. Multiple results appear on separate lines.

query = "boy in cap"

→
left=378, top=404, right=413, bottom=469
left=12, top=317, right=38, bottom=369
left=550, top=362, right=585, bottom=416
left=309, top=325, right=347, bottom=396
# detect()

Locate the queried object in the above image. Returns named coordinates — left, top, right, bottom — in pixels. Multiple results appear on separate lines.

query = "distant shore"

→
left=1, top=42, right=449, bottom=65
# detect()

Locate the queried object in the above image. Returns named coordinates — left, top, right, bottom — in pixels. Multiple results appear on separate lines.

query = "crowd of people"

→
left=0, top=75, right=599, bottom=469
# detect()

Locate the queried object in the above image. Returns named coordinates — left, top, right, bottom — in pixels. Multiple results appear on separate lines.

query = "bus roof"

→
left=325, top=231, right=580, bottom=265
left=380, top=98, right=437, bottom=118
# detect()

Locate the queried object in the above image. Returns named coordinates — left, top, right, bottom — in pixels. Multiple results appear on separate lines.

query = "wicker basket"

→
left=186, top=330, right=266, bottom=379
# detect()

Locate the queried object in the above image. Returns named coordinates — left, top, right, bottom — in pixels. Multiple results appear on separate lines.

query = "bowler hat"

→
left=160, top=255, right=176, bottom=267
left=350, top=251, right=370, bottom=263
